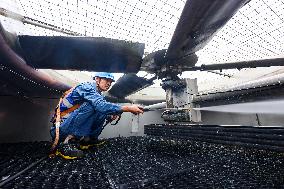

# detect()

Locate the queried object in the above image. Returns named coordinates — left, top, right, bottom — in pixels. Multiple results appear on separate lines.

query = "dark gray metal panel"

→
left=144, top=124, right=284, bottom=151
left=19, top=36, right=145, bottom=73
left=108, top=74, right=154, bottom=99
left=0, top=96, right=58, bottom=143
left=166, top=0, right=250, bottom=62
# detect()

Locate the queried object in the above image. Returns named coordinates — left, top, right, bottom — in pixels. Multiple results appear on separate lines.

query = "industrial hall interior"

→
left=1, top=0, right=284, bottom=188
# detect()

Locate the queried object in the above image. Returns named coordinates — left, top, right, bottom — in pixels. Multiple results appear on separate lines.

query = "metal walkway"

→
left=1, top=136, right=284, bottom=188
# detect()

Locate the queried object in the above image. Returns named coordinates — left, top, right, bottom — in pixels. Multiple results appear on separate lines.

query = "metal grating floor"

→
left=1, top=136, right=284, bottom=188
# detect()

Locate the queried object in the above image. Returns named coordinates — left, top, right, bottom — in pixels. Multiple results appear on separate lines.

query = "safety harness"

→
left=50, top=87, right=81, bottom=154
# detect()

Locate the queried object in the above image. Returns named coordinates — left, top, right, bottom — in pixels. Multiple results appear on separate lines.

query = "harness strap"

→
left=61, top=104, right=81, bottom=117
left=50, top=87, right=80, bottom=154
left=50, top=97, right=63, bottom=152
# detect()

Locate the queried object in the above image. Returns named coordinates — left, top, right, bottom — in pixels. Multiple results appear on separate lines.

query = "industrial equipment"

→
left=1, top=0, right=284, bottom=188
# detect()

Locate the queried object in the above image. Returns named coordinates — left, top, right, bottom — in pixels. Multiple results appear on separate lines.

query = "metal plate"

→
left=166, top=0, right=250, bottom=62
left=19, top=36, right=145, bottom=73
left=108, top=73, right=154, bottom=98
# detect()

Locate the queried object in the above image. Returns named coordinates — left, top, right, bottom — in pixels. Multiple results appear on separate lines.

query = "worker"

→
left=50, top=72, right=144, bottom=159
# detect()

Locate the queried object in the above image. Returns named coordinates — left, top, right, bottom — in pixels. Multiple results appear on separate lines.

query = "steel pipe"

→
left=187, top=58, right=284, bottom=71
left=193, top=72, right=284, bottom=103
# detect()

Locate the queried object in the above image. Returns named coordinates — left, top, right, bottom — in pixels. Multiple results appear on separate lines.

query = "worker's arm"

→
left=73, top=83, right=143, bottom=115
left=73, top=83, right=122, bottom=115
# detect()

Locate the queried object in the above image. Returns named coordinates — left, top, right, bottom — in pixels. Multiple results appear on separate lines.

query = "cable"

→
left=0, top=156, right=47, bottom=187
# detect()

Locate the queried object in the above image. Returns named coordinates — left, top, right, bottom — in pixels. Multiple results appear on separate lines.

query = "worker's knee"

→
left=49, top=102, right=105, bottom=139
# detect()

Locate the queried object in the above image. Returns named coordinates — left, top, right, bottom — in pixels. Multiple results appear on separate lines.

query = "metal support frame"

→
left=161, top=78, right=201, bottom=122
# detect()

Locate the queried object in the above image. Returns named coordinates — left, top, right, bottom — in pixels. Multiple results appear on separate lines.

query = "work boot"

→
left=55, top=142, right=84, bottom=160
left=79, top=137, right=106, bottom=150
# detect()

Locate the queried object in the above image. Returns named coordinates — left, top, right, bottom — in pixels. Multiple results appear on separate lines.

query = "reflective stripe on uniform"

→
left=62, top=97, right=73, bottom=109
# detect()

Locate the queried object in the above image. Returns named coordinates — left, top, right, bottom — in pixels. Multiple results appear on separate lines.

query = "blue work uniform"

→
left=50, top=82, right=122, bottom=141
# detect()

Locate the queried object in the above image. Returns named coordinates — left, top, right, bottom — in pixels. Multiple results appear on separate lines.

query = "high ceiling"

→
left=8, top=0, right=284, bottom=92
left=17, top=0, right=186, bottom=55
left=197, top=0, right=284, bottom=65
